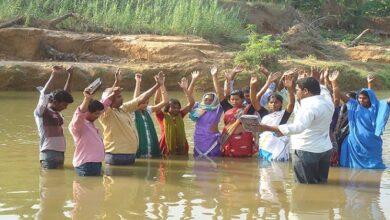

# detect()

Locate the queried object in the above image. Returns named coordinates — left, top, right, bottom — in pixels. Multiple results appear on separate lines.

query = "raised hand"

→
left=283, top=68, right=297, bottom=76
left=210, top=65, right=218, bottom=76
left=191, top=70, right=200, bottom=80
left=367, top=74, right=375, bottom=83
left=155, top=71, right=165, bottom=85
left=283, top=75, right=294, bottom=89
left=115, top=68, right=122, bottom=82
left=250, top=74, right=258, bottom=86
left=52, top=65, right=64, bottom=74
left=267, top=72, right=282, bottom=83
left=178, top=77, right=189, bottom=90
left=232, top=64, right=244, bottom=74
left=310, top=66, right=321, bottom=80
left=83, top=88, right=92, bottom=99
left=328, top=70, right=340, bottom=82
left=135, top=73, right=142, bottom=82
left=323, top=67, right=329, bottom=79
left=259, top=64, right=270, bottom=76
left=66, top=66, right=74, bottom=74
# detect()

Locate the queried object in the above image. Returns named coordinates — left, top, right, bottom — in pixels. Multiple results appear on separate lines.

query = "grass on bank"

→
left=0, top=0, right=246, bottom=41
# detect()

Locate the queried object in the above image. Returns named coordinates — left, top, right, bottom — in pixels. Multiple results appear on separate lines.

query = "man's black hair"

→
left=88, top=100, right=104, bottom=113
left=51, top=89, right=74, bottom=103
left=296, top=77, right=320, bottom=95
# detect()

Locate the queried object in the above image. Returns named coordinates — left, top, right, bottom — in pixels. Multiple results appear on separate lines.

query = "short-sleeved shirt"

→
left=34, top=90, right=66, bottom=153
left=220, top=98, right=269, bottom=118
left=69, top=99, right=111, bottom=167
left=99, top=99, right=140, bottom=154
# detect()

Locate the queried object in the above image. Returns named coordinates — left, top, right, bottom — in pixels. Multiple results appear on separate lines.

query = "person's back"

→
left=290, top=93, right=334, bottom=153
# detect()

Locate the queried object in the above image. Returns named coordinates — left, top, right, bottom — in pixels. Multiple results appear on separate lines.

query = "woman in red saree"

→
left=211, top=65, right=268, bottom=157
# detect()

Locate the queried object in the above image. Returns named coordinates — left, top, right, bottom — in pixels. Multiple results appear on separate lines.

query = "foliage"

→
left=0, top=0, right=246, bottom=41
left=234, top=25, right=282, bottom=69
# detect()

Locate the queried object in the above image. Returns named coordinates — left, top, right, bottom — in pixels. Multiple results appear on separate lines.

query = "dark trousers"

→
left=40, top=150, right=64, bottom=169
left=75, top=162, right=102, bottom=176
left=292, top=149, right=332, bottom=184
left=105, top=153, right=136, bottom=165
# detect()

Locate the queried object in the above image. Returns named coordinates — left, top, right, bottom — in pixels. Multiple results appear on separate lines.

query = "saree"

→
left=156, top=111, right=189, bottom=155
left=190, top=93, right=223, bottom=157
left=259, top=110, right=290, bottom=161
left=340, top=89, right=390, bottom=169
left=221, top=106, right=257, bottom=157
left=135, top=109, right=161, bottom=158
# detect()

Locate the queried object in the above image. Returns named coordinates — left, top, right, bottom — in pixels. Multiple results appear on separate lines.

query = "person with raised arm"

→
left=330, top=71, right=390, bottom=169
left=133, top=73, right=168, bottom=158
left=155, top=72, right=196, bottom=156
left=69, top=87, right=119, bottom=176
left=189, top=66, right=224, bottom=157
left=214, top=65, right=266, bottom=157
left=251, top=71, right=295, bottom=161
left=34, top=65, right=74, bottom=169
left=99, top=69, right=164, bottom=165
left=250, top=77, right=334, bottom=184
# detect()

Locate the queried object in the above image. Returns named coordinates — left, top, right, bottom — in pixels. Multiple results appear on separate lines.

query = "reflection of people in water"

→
left=71, top=177, right=105, bottom=219
left=339, top=169, right=386, bottom=219
left=257, top=161, right=290, bottom=218
left=35, top=170, right=68, bottom=219
left=218, top=158, right=259, bottom=218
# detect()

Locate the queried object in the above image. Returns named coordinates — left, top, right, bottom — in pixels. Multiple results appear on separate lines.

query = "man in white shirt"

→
left=254, top=77, right=334, bottom=184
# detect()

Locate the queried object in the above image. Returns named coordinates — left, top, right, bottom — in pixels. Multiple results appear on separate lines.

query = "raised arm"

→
left=42, top=65, right=63, bottom=94
left=133, top=73, right=142, bottom=99
left=283, top=74, right=295, bottom=113
left=64, top=66, right=74, bottom=93
left=367, top=74, right=375, bottom=89
left=136, top=71, right=163, bottom=104
left=178, top=77, right=195, bottom=115
left=250, top=74, right=261, bottom=111
left=329, top=71, right=349, bottom=104
left=224, top=64, right=244, bottom=97
left=256, top=72, right=282, bottom=101
left=79, top=88, right=93, bottom=113
left=112, top=68, right=122, bottom=88
left=188, top=71, right=200, bottom=95
left=211, top=65, right=225, bottom=101
left=150, top=77, right=168, bottom=113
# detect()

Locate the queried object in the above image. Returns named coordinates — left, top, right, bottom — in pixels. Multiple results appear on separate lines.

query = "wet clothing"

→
left=156, top=111, right=189, bottom=155
left=340, top=89, right=390, bottom=169
left=135, top=107, right=161, bottom=158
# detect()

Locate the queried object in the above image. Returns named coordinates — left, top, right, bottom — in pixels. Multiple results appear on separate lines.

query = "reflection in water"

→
left=1, top=91, right=390, bottom=219
left=258, top=161, right=291, bottom=219
left=71, top=177, right=105, bottom=219
left=35, top=170, right=67, bottom=219
left=340, top=169, right=386, bottom=220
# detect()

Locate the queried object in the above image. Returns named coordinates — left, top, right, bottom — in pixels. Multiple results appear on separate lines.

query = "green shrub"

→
left=234, top=25, right=282, bottom=69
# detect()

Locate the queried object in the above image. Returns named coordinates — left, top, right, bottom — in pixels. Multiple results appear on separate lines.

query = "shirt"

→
left=69, top=98, right=111, bottom=167
left=34, top=90, right=66, bottom=153
left=99, top=98, right=140, bottom=154
left=278, top=93, right=334, bottom=153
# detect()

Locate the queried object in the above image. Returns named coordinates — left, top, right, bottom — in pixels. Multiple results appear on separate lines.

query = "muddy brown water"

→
left=0, top=91, right=390, bottom=219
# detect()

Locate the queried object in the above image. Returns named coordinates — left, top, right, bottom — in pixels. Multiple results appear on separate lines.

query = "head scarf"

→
left=189, top=92, right=220, bottom=122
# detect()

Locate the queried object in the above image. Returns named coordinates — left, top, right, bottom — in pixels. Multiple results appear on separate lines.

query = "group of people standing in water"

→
left=34, top=64, right=390, bottom=184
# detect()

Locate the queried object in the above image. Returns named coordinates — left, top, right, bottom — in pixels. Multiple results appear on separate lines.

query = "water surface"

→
left=0, top=91, right=389, bottom=219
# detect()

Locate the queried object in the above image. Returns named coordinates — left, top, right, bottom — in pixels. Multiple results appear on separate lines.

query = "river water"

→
left=0, top=91, right=390, bottom=219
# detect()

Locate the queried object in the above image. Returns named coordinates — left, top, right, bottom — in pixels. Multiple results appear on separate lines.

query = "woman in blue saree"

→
left=330, top=71, right=390, bottom=169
